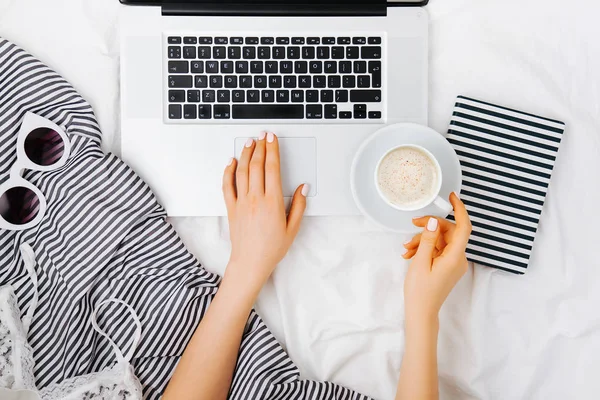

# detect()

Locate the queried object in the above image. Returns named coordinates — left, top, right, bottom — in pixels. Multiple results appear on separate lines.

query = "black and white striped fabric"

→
left=0, top=38, right=370, bottom=399
left=446, top=96, right=565, bottom=275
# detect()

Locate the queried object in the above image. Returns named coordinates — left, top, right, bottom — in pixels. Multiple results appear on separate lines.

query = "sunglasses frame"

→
left=0, top=112, right=71, bottom=231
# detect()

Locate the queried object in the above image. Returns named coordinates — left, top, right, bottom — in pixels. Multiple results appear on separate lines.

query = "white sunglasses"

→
left=0, top=112, right=71, bottom=231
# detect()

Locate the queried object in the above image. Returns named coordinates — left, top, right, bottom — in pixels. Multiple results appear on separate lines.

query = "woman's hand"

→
left=401, top=193, right=472, bottom=324
left=222, top=131, right=308, bottom=291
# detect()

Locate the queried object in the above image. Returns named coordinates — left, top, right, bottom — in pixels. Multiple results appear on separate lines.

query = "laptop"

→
left=119, top=0, right=429, bottom=216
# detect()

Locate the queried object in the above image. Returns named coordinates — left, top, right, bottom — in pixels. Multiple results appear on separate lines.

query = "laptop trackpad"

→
left=234, top=137, right=317, bottom=197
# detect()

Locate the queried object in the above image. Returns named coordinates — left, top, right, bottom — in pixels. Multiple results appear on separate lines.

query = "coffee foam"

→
left=377, top=147, right=439, bottom=208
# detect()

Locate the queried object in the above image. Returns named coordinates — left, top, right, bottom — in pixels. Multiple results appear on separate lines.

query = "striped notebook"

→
left=446, top=96, right=565, bottom=274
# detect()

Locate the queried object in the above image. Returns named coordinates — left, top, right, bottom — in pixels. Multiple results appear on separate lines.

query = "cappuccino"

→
left=376, top=146, right=440, bottom=209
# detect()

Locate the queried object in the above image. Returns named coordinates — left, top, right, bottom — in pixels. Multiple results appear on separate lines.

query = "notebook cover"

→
left=446, top=96, right=565, bottom=275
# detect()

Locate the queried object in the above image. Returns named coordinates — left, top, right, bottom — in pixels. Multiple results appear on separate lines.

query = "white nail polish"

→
left=227, top=157, right=234, bottom=166
left=258, top=131, right=267, bottom=140
left=427, top=217, right=438, bottom=232
left=452, top=191, right=460, bottom=200
left=301, top=183, right=309, bottom=197
left=403, top=240, right=411, bottom=246
left=267, top=132, right=275, bottom=143
left=245, top=138, right=254, bottom=148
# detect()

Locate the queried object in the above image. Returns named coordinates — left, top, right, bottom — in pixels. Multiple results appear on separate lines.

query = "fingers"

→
left=236, top=138, right=255, bottom=196
left=413, top=217, right=441, bottom=268
left=249, top=132, right=267, bottom=194
left=448, top=192, right=472, bottom=250
left=413, top=216, right=455, bottom=233
left=403, top=232, right=446, bottom=252
left=286, top=184, right=308, bottom=239
left=222, top=157, right=237, bottom=215
left=265, top=132, right=283, bottom=197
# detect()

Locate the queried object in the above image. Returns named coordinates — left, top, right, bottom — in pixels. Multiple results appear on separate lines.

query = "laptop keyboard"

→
left=164, top=35, right=384, bottom=123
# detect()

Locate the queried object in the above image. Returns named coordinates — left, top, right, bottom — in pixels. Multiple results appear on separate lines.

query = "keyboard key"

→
left=169, top=104, right=182, bottom=119
left=206, top=61, right=219, bottom=73
left=215, top=37, right=228, bottom=45
left=168, top=90, right=185, bottom=103
left=325, top=104, right=337, bottom=119
left=190, top=61, right=203, bottom=73
left=168, top=37, right=182, bottom=44
left=246, top=37, right=259, bottom=45
left=195, top=75, right=208, bottom=88
left=291, top=90, right=304, bottom=102
left=273, top=47, right=285, bottom=59
left=353, top=37, right=367, bottom=45
left=169, top=61, right=189, bottom=74
left=310, top=61, right=323, bottom=73
left=243, top=47, right=256, bottom=59
left=317, top=47, right=330, bottom=59
left=343, top=75, right=356, bottom=88
left=198, top=104, right=212, bottom=119
left=198, top=46, right=211, bottom=59
left=210, top=76, right=223, bottom=88
left=313, top=75, right=326, bottom=88
left=369, top=111, right=382, bottom=119
left=214, top=105, right=231, bottom=119
left=269, top=76, right=282, bottom=88
left=217, top=90, right=230, bottom=102
left=199, top=37, right=213, bottom=44
left=328, top=76, right=341, bottom=88
left=280, top=61, right=293, bottom=73
left=184, top=104, right=197, bottom=119
left=306, top=90, right=319, bottom=102
left=354, top=61, right=367, bottom=73
left=184, top=36, right=197, bottom=44
left=261, top=37, right=275, bottom=45
left=236, top=61, right=249, bottom=73
left=306, top=105, right=323, bottom=119
left=221, top=61, right=234, bottom=74
left=307, top=37, right=320, bottom=45
left=346, top=47, right=360, bottom=59
left=213, top=46, right=226, bottom=59
left=168, top=46, right=181, bottom=59
left=362, top=46, right=382, bottom=59
left=247, top=90, right=260, bottom=102
left=187, top=90, right=201, bottom=102
left=335, top=90, right=349, bottom=102
left=368, top=37, right=382, bottom=44
left=337, top=37, right=351, bottom=45
left=277, top=90, right=290, bottom=103
left=357, top=75, right=371, bottom=88
left=351, top=90, right=381, bottom=102
left=287, top=47, right=300, bottom=59
left=251, top=61, right=264, bottom=73
left=203, top=90, right=215, bottom=102
left=254, top=75, right=267, bottom=88
left=169, top=75, right=192, bottom=88
left=232, top=105, right=304, bottom=119
left=369, top=61, right=382, bottom=88
left=292, top=37, right=305, bottom=45
left=320, top=90, right=334, bottom=103
left=228, top=47, right=241, bottom=59
left=295, top=61, right=308, bottom=74
left=302, top=46, right=315, bottom=59
left=262, top=90, right=275, bottom=102
left=240, top=76, right=252, bottom=88
left=276, top=37, right=290, bottom=45
left=339, top=61, right=352, bottom=74
left=231, top=37, right=244, bottom=45
left=258, top=47, right=271, bottom=59
left=232, top=90, right=245, bottom=102
left=265, top=61, right=278, bottom=74
left=332, top=47, right=344, bottom=59
left=354, top=110, right=366, bottom=119
left=224, top=75, right=237, bottom=88
left=354, top=104, right=367, bottom=112
left=298, top=76, right=311, bottom=88
left=323, top=37, right=336, bottom=45
left=339, top=111, right=352, bottom=119
left=324, top=61, right=337, bottom=74
left=284, top=75, right=297, bottom=88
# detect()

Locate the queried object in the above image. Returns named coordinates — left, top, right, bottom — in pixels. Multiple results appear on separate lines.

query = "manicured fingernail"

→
left=258, top=131, right=267, bottom=140
left=245, top=138, right=254, bottom=148
left=427, top=217, right=438, bottom=232
left=412, top=216, right=424, bottom=220
left=267, top=132, right=275, bottom=143
left=403, top=240, right=411, bottom=246
left=227, top=157, right=234, bottom=166
left=452, top=191, right=460, bottom=199
left=301, top=183, right=309, bottom=197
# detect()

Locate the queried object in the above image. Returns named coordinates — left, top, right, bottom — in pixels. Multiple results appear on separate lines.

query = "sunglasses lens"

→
left=24, top=128, right=65, bottom=166
left=0, top=187, right=41, bottom=226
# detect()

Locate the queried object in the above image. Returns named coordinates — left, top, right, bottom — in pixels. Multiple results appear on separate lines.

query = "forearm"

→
left=395, top=316, right=440, bottom=400
left=163, top=263, right=260, bottom=400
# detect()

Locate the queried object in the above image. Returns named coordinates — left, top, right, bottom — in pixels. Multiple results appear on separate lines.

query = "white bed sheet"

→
left=1, top=0, right=599, bottom=399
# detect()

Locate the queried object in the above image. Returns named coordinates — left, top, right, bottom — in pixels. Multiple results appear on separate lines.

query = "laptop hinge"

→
left=161, top=2, right=387, bottom=17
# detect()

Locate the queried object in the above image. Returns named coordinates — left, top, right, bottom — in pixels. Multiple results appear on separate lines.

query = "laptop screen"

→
left=121, top=0, right=426, bottom=5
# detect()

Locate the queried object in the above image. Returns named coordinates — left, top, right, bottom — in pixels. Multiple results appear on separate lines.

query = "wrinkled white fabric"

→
left=1, top=0, right=599, bottom=399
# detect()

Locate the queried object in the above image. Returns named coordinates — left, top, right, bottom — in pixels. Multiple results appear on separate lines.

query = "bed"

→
left=1, top=0, right=598, bottom=398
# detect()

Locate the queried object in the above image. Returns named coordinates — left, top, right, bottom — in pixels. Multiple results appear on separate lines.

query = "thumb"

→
left=286, top=183, right=308, bottom=239
left=414, top=217, right=441, bottom=267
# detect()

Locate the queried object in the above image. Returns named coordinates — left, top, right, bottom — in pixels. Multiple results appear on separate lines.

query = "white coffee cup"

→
left=374, top=144, right=453, bottom=214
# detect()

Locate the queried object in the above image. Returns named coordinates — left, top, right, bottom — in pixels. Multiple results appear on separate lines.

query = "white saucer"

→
left=350, top=123, right=462, bottom=233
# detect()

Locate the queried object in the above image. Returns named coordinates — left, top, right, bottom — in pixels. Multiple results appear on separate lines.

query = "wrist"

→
left=222, top=260, right=268, bottom=298
left=405, top=312, right=439, bottom=339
